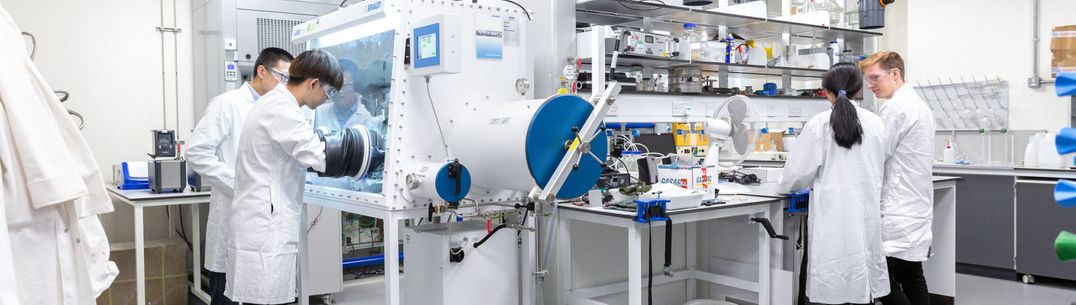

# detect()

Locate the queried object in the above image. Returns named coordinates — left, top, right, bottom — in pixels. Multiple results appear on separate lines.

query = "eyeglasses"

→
left=865, top=68, right=898, bottom=84
left=265, top=67, right=290, bottom=83
left=322, top=83, right=339, bottom=99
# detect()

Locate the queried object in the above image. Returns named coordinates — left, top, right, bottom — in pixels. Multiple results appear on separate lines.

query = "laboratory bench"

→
left=746, top=160, right=1076, bottom=284
left=557, top=194, right=783, bottom=305
left=554, top=176, right=958, bottom=304
left=739, top=176, right=958, bottom=303
left=932, top=164, right=1076, bottom=284
left=106, top=187, right=213, bottom=305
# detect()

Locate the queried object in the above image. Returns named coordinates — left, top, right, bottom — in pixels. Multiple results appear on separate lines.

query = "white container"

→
left=828, top=40, right=840, bottom=67
left=1024, top=133, right=1044, bottom=167
left=746, top=46, right=768, bottom=65
left=942, top=139, right=956, bottom=164
left=1038, top=132, right=1064, bottom=168
left=656, top=165, right=717, bottom=190
left=639, top=183, right=707, bottom=210
left=450, top=95, right=607, bottom=199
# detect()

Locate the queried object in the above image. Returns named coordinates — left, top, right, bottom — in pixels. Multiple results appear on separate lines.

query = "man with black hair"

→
left=186, top=47, right=292, bottom=305
left=226, top=49, right=373, bottom=304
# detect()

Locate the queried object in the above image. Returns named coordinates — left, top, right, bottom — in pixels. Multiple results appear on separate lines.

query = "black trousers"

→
left=208, top=271, right=238, bottom=305
left=879, top=257, right=930, bottom=305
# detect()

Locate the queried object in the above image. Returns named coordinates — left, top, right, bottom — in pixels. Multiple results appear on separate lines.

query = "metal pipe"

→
left=173, top=0, right=180, bottom=133
left=1030, top=0, right=1055, bottom=88
left=160, top=0, right=166, bottom=129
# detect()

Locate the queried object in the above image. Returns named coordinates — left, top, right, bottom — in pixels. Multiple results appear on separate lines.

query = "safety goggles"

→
left=266, top=67, right=290, bottom=83
left=322, top=83, right=339, bottom=100
left=864, top=68, right=898, bottom=84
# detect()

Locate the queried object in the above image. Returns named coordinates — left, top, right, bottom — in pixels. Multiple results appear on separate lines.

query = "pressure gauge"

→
left=562, top=64, right=578, bottom=81
left=515, top=78, right=531, bottom=96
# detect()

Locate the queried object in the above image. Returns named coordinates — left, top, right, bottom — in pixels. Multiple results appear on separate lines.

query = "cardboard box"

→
left=657, top=165, right=717, bottom=190
left=755, top=132, right=785, bottom=152
left=1051, top=25, right=1076, bottom=77
left=673, top=122, right=709, bottom=147
left=97, top=239, right=188, bottom=305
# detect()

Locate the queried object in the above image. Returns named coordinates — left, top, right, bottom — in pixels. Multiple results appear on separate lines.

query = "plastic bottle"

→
left=1039, top=133, right=1064, bottom=168
left=828, top=40, right=840, bottom=67
left=679, top=23, right=698, bottom=60
left=942, top=138, right=955, bottom=164
left=686, top=23, right=704, bottom=60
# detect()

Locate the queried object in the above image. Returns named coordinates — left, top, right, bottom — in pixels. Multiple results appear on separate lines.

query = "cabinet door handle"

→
left=1015, top=179, right=1059, bottom=185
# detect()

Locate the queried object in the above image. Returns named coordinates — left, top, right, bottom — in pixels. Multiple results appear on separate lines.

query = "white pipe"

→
left=1030, top=0, right=1055, bottom=88
left=173, top=0, right=180, bottom=133
left=160, top=0, right=167, bottom=129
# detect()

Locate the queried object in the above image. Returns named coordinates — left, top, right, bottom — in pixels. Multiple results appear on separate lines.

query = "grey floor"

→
left=954, top=273, right=1076, bottom=305
left=191, top=273, right=1076, bottom=305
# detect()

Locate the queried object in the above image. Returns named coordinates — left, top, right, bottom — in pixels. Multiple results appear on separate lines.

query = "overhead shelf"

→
left=576, top=0, right=882, bottom=41
left=582, top=54, right=828, bottom=79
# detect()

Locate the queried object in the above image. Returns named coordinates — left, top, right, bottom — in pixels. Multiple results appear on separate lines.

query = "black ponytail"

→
left=822, top=62, right=864, bottom=149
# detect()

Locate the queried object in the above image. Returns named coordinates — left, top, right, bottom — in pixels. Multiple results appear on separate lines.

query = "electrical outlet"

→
left=788, top=105, right=803, bottom=117
left=673, top=101, right=691, bottom=116
left=608, top=104, right=620, bottom=115
left=705, top=102, right=720, bottom=116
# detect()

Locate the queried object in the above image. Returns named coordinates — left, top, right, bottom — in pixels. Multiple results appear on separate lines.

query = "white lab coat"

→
left=778, top=106, right=890, bottom=304
left=186, top=83, right=257, bottom=273
left=225, top=84, right=327, bottom=304
left=879, top=83, right=936, bottom=261
left=0, top=3, right=118, bottom=304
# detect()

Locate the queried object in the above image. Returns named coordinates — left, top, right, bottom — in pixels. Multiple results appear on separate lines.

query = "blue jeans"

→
left=208, top=271, right=237, bottom=305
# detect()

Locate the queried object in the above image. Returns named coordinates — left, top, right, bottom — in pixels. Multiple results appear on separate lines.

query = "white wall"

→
left=885, top=0, right=1075, bottom=131
left=4, top=0, right=195, bottom=242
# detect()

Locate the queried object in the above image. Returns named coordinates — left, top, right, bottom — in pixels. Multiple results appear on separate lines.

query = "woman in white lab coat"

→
left=224, top=49, right=353, bottom=304
left=777, top=62, right=891, bottom=304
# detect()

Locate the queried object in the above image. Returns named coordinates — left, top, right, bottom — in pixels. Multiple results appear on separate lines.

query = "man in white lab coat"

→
left=186, top=47, right=293, bottom=305
left=313, top=58, right=382, bottom=132
left=863, top=51, right=936, bottom=305
left=308, top=58, right=386, bottom=192
left=225, top=49, right=374, bottom=304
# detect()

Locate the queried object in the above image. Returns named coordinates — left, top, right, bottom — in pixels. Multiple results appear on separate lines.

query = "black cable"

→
left=474, top=223, right=508, bottom=249
left=797, top=213, right=809, bottom=305
left=663, top=220, right=672, bottom=273
left=498, top=0, right=532, bottom=21
left=615, top=0, right=667, bottom=12
left=307, top=206, right=324, bottom=234
left=165, top=207, right=193, bottom=251
left=613, top=157, right=642, bottom=183
left=424, top=76, right=450, bottom=158
left=647, top=220, right=654, bottom=305
left=339, top=0, right=350, bottom=7
left=517, top=208, right=529, bottom=236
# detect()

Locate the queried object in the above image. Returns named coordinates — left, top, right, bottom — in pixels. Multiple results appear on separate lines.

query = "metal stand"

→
left=298, top=187, right=427, bottom=305
left=106, top=187, right=213, bottom=305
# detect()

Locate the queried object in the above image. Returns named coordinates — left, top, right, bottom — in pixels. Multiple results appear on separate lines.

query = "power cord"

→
left=424, top=76, right=450, bottom=158
left=165, top=207, right=193, bottom=251
left=498, top=0, right=532, bottom=20
left=307, top=206, right=325, bottom=234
